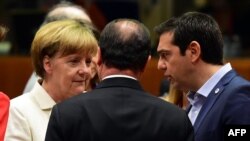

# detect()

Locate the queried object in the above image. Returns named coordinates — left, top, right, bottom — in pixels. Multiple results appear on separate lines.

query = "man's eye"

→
left=160, top=53, right=167, bottom=58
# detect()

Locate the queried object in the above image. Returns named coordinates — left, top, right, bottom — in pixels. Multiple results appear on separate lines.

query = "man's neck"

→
left=98, top=65, right=141, bottom=80
left=193, top=63, right=223, bottom=91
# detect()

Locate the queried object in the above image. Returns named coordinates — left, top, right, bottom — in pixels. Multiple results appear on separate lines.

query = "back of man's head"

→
left=43, top=1, right=92, bottom=25
left=99, top=18, right=151, bottom=72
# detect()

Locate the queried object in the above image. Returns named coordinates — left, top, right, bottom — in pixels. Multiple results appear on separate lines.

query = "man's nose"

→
left=157, top=59, right=166, bottom=70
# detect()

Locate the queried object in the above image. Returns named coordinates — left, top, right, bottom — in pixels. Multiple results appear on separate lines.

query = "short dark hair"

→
left=99, top=18, right=151, bottom=72
left=155, top=12, right=224, bottom=65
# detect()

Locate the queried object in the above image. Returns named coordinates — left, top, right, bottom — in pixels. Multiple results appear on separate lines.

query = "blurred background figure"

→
left=163, top=85, right=189, bottom=109
left=5, top=20, right=98, bottom=141
left=158, top=79, right=170, bottom=98
left=0, top=25, right=10, bottom=141
left=42, top=1, right=91, bottom=24
left=159, top=79, right=188, bottom=109
left=23, top=1, right=100, bottom=94
left=0, top=26, right=8, bottom=40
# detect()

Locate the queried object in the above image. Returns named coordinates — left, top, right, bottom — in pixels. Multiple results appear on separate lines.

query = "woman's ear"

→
left=43, top=55, right=52, bottom=74
left=187, top=41, right=201, bottom=63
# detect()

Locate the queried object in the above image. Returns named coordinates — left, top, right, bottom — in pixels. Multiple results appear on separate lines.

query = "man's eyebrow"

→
left=157, top=50, right=170, bottom=54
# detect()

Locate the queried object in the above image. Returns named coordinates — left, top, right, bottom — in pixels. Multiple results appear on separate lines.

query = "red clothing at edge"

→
left=0, top=92, right=10, bottom=140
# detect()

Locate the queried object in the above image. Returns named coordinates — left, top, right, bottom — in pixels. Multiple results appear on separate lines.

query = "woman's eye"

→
left=86, top=59, right=92, bottom=66
left=71, top=59, right=79, bottom=63
left=68, top=58, right=80, bottom=65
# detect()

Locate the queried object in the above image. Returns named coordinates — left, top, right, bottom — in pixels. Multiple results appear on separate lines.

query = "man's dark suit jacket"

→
left=187, top=70, right=250, bottom=141
left=45, top=77, right=194, bottom=141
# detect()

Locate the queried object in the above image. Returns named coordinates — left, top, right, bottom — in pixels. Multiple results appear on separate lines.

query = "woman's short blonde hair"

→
left=31, top=20, right=98, bottom=78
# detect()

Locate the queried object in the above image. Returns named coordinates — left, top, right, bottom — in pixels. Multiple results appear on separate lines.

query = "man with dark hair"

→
left=45, top=18, right=194, bottom=141
left=155, top=11, right=250, bottom=141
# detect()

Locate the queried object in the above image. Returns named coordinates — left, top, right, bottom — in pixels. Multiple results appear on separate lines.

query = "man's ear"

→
left=97, top=47, right=102, bottom=66
left=142, top=55, right=151, bottom=72
left=43, top=55, right=52, bottom=74
left=187, top=41, right=201, bottom=63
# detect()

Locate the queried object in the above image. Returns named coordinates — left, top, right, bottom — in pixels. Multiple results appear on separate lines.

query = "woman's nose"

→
left=78, top=63, right=91, bottom=74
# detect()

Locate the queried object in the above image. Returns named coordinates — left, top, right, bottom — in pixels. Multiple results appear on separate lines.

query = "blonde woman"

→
left=23, top=1, right=100, bottom=93
left=5, top=20, right=98, bottom=141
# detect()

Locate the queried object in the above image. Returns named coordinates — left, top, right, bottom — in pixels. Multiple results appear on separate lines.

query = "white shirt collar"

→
left=197, top=63, right=232, bottom=97
left=102, top=74, right=137, bottom=80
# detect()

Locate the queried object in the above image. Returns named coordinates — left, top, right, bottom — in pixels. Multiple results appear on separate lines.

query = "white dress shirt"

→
left=187, top=63, right=232, bottom=125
